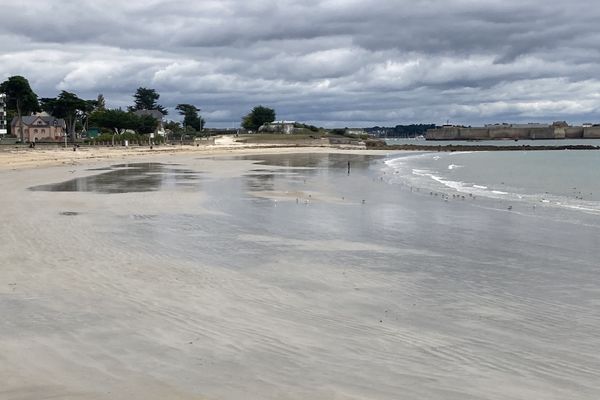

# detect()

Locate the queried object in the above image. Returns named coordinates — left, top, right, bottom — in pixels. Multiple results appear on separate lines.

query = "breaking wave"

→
left=383, top=153, right=600, bottom=215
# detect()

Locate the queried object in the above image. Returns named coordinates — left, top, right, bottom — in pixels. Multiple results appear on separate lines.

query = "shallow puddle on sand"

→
left=29, top=163, right=203, bottom=194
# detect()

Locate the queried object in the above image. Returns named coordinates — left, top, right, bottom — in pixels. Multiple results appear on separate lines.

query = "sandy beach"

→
left=0, top=137, right=387, bottom=171
left=1, top=145, right=599, bottom=400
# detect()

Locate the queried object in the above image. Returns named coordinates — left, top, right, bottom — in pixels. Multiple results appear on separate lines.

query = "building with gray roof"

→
left=11, top=114, right=66, bottom=142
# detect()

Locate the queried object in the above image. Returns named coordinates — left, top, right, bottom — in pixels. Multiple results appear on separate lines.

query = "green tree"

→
left=81, top=99, right=99, bottom=132
left=241, top=105, right=276, bottom=131
left=135, top=114, right=159, bottom=134
left=89, top=109, right=157, bottom=135
left=0, top=76, right=40, bottom=142
left=175, top=104, right=204, bottom=132
left=128, top=87, right=167, bottom=115
left=164, top=120, right=182, bottom=133
left=96, top=93, right=106, bottom=111
left=89, top=109, right=138, bottom=135
left=40, top=91, right=88, bottom=140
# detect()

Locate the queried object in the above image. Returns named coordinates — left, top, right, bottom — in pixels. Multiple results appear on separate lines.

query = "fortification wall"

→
left=553, top=127, right=566, bottom=139
left=583, top=127, right=600, bottom=138
left=458, top=128, right=489, bottom=140
left=565, top=127, right=584, bottom=138
left=488, top=127, right=530, bottom=139
left=426, top=127, right=461, bottom=140
left=529, top=128, right=556, bottom=139
left=427, top=126, right=591, bottom=140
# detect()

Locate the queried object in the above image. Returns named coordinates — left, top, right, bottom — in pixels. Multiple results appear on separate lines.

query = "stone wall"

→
left=488, top=127, right=530, bottom=139
left=583, top=127, right=600, bottom=138
left=425, top=127, right=460, bottom=140
left=459, top=128, right=489, bottom=140
left=565, top=127, right=584, bottom=138
left=529, top=127, right=556, bottom=139
left=426, top=126, right=579, bottom=141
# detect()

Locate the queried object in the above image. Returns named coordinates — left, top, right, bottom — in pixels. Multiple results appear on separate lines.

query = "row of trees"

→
left=1, top=75, right=282, bottom=142
left=364, top=124, right=437, bottom=138
left=0, top=76, right=208, bottom=141
left=89, top=109, right=159, bottom=135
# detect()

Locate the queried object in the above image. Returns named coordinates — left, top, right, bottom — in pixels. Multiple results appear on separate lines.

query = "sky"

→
left=2, top=0, right=600, bottom=127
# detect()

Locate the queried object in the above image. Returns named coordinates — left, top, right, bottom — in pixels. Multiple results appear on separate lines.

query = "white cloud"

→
left=2, top=0, right=600, bottom=126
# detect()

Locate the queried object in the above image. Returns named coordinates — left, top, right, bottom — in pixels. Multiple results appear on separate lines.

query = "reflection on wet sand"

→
left=235, top=152, right=382, bottom=169
left=29, top=163, right=203, bottom=193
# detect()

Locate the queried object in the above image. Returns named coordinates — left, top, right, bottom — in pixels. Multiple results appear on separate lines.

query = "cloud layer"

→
left=2, top=0, right=600, bottom=127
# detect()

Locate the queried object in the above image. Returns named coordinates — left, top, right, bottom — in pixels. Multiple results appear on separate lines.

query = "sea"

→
left=2, top=149, right=599, bottom=399
left=383, top=149, right=600, bottom=218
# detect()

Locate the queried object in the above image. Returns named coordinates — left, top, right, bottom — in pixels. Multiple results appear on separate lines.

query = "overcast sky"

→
left=2, top=0, right=600, bottom=127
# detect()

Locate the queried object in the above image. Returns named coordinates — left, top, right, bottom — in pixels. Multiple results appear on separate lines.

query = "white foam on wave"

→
left=562, top=203, right=600, bottom=215
left=384, top=153, right=600, bottom=216
left=411, top=168, right=432, bottom=176
left=412, top=169, right=467, bottom=192
left=384, top=153, right=431, bottom=168
left=406, top=162, right=556, bottom=205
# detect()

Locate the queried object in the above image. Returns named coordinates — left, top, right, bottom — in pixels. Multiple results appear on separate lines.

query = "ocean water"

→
left=384, top=150, right=600, bottom=217
left=2, top=152, right=600, bottom=399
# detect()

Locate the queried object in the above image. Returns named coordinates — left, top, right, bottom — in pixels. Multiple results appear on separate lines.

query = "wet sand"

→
left=0, top=151, right=599, bottom=399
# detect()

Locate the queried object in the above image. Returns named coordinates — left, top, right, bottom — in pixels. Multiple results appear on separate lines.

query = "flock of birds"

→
left=275, top=165, right=595, bottom=214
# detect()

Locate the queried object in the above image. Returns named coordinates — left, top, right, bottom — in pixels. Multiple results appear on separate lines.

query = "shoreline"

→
left=0, top=143, right=400, bottom=171
left=3, top=135, right=598, bottom=171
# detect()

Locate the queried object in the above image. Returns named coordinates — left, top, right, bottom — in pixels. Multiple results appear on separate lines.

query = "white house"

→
left=259, top=120, right=296, bottom=134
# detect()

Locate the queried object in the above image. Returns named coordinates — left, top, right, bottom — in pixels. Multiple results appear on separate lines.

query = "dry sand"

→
left=0, top=140, right=391, bottom=171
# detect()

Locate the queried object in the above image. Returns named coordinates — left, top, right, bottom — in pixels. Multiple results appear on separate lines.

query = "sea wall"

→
left=427, top=126, right=580, bottom=141
left=565, top=127, right=584, bottom=138
left=529, top=127, right=557, bottom=140
left=583, top=127, right=600, bottom=138
left=488, top=127, right=530, bottom=139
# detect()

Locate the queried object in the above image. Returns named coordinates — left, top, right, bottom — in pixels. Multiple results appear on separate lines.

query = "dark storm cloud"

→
left=2, top=0, right=600, bottom=126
